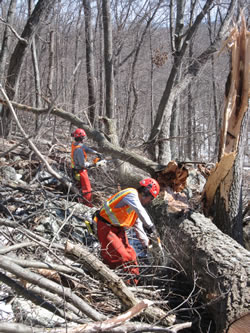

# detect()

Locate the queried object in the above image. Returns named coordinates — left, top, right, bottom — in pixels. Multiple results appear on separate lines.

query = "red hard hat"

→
left=139, top=178, right=160, bottom=198
left=71, top=128, right=86, bottom=138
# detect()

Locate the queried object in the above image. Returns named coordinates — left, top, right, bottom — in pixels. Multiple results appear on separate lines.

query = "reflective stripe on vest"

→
left=71, top=142, right=88, bottom=168
left=99, top=188, right=138, bottom=228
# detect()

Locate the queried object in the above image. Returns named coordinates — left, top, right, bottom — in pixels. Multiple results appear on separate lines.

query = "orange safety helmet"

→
left=139, top=178, right=160, bottom=198
left=71, top=128, right=86, bottom=139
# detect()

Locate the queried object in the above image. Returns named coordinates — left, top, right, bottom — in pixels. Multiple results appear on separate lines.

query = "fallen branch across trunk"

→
left=0, top=256, right=106, bottom=321
left=65, top=241, right=176, bottom=325
left=0, top=272, right=85, bottom=324
left=0, top=320, right=192, bottom=333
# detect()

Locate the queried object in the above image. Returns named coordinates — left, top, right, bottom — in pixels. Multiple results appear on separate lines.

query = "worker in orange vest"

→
left=71, top=128, right=102, bottom=207
left=93, top=178, right=161, bottom=284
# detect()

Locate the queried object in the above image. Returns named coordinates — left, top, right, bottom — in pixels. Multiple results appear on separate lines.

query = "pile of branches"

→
left=0, top=138, right=214, bottom=333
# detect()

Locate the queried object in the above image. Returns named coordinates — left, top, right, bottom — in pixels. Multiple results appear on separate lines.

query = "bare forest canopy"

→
left=0, top=1, right=249, bottom=333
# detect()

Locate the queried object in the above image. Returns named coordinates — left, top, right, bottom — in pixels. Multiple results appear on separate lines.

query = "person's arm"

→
left=81, top=144, right=102, bottom=157
left=133, top=218, right=150, bottom=248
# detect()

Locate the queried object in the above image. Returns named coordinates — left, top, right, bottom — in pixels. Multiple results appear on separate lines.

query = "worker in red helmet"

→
left=71, top=128, right=102, bottom=207
left=93, top=178, right=161, bottom=284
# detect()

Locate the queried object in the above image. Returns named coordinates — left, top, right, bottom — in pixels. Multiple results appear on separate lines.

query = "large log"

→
left=150, top=199, right=250, bottom=333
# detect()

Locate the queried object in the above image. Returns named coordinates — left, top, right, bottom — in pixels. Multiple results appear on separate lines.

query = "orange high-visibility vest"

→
left=71, top=142, right=88, bottom=169
left=99, top=188, right=138, bottom=228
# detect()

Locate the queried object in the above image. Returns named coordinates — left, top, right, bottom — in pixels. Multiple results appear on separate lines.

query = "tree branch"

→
left=0, top=255, right=106, bottom=321
left=0, top=96, right=162, bottom=175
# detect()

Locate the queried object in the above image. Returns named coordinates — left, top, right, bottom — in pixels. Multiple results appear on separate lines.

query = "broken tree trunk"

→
left=203, top=16, right=250, bottom=244
left=150, top=198, right=250, bottom=333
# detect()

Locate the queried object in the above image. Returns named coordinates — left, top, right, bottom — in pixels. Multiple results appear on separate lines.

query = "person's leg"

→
left=97, top=220, right=139, bottom=276
left=79, top=169, right=93, bottom=207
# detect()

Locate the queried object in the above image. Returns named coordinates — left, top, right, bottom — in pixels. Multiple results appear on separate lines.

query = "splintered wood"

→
left=203, top=15, right=250, bottom=213
left=156, top=161, right=188, bottom=193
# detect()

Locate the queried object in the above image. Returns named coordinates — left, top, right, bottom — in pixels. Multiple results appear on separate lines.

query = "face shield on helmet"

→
left=139, top=178, right=160, bottom=198
left=71, top=128, right=86, bottom=139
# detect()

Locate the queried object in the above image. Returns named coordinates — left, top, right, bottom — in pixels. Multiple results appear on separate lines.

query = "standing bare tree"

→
left=186, top=0, right=196, bottom=160
left=148, top=0, right=236, bottom=164
left=0, top=0, right=55, bottom=137
left=102, top=0, right=115, bottom=120
left=120, top=0, right=164, bottom=147
left=168, top=0, right=185, bottom=160
left=0, top=0, right=17, bottom=134
left=28, top=0, right=42, bottom=132
left=83, top=0, right=97, bottom=125
left=203, top=16, right=250, bottom=244
left=70, top=5, right=84, bottom=132
left=0, top=0, right=17, bottom=85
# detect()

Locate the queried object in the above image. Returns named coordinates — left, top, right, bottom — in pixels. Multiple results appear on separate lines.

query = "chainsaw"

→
left=92, top=157, right=107, bottom=168
left=91, top=157, right=118, bottom=168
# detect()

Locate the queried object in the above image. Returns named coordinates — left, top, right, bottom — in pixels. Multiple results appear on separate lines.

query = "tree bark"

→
left=71, top=5, right=83, bottom=124
left=203, top=16, right=250, bottom=243
left=83, top=0, right=97, bottom=125
left=0, top=0, right=55, bottom=137
left=102, top=0, right=115, bottom=120
left=47, top=30, right=55, bottom=99
left=149, top=200, right=250, bottom=333
left=28, top=0, right=42, bottom=132
left=168, top=0, right=185, bottom=161
left=0, top=0, right=17, bottom=84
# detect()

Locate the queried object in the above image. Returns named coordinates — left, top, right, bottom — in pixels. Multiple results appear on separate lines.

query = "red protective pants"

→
left=97, top=219, right=139, bottom=280
left=78, top=169, right=93, bottom=207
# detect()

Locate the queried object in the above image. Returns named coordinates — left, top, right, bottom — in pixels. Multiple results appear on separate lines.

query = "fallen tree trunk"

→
left=150, top=200, right=250, bottom=333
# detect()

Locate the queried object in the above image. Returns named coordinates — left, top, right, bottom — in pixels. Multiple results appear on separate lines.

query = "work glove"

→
left=96, top=160, right=107, bottom=168
left=147, top=240, right=165, bottom=266
left=147, top=228, right=165, bottom=265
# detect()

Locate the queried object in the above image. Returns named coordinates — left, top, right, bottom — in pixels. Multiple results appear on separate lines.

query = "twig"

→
left=0, top=242, right=36, bottom=254
left=45, top=204, right=77, bottom=261
left=27, top=285, right=86, bottom=324
left=0, top=84, right=79, bottom=195
left=0, top=255, right=106, bottom=321
left=0, top=272, right=73, bottom=321
left=0, top=17, right=28, bottom=44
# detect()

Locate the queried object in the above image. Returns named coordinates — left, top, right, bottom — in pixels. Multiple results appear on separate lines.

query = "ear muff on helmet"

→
left=139, top=178, right=160, bottom=198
